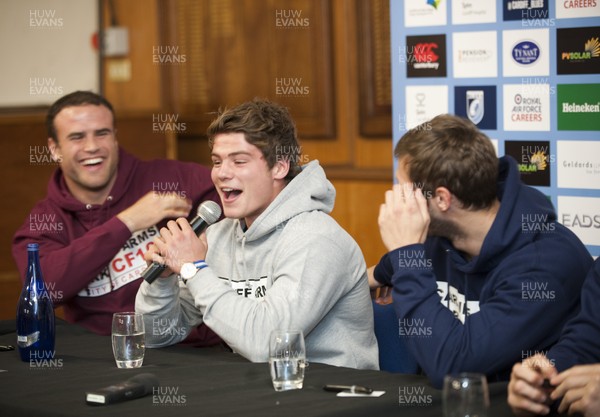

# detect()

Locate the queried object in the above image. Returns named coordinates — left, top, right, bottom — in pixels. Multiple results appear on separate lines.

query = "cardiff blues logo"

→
left=466, top=90, right=484, bottom=125
left=512, top=41, right=540, bottom=65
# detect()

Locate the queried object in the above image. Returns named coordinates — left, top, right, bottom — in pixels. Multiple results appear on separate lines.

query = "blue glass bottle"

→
left=16, top=243, right=55, bottom=362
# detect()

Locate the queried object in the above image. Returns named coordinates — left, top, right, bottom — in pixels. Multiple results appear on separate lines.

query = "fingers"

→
left=552, top=372, right=594, bottom=400
left=557, top=386, right=586, bottom=414
left=508, top=362, right=552, bottom=416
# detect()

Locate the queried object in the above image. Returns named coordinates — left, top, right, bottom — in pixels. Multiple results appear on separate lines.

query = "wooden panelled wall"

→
left=0, top=0, right=392, bottom=320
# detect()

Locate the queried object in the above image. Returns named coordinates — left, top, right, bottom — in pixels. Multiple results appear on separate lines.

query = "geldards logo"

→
left=512, top=41, right=540, bottom=65
left=505, top=141, right=551, bottom=186
left=557, top=27, right=600, bottom=75
left=557, top=84, right=600, bottom=131
left=427, top=0, right=442, bottom=9
left=504, top=0, right=548, bottom=21
left=454, top=86, right=496, bottom=130
left=406, top=35, right=447, bottom=77
left=557, top=141, right=600, bottom=190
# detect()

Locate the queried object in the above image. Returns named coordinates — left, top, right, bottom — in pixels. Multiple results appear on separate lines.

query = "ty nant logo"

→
left=512, top=41, right=540, bottom=65
left=562, top=37, right=600, bottom=61
left=414, top=43, right=439, bottom=63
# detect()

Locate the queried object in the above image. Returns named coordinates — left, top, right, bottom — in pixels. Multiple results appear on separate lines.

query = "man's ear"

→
left=433, top=187, right=452, bottom=212
left=272, top=158, right=290, bottom=180
left=48, top=138, right=61, bottom=163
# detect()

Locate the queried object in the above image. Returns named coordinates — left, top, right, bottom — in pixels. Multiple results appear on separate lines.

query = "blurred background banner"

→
left=391, top=0, right=600, bottom=258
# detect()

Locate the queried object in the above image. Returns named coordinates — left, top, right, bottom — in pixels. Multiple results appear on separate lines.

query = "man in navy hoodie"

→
left=507, top=258, right=600, bottom=416
left=369, top=114, right=592, bottom=388
left=12, top=91, right=219, bottom=340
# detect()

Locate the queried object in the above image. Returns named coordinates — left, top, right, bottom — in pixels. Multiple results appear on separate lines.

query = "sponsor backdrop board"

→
left=391, top=0, right=600, bottom=256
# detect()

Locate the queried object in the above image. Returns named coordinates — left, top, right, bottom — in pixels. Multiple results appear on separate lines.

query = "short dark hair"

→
left=46, top=91, right=115, bottom=141
left=394, top=114, right=498, bottom=210
left=207, top=99, right=302, bottom=182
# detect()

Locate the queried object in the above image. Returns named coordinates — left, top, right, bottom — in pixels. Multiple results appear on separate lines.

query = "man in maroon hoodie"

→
left=12, top=91, right=220, bottom=340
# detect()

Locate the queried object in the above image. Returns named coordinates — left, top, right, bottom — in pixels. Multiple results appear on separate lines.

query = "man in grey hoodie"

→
left=136, top=99, right=379, bottom=370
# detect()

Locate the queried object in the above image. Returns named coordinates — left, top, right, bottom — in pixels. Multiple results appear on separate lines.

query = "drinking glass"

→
left=111, top=312, right=145, bottom=369
left=443, top=373, right=490, bottom=417
left=268, top=329, right=306, bottom=391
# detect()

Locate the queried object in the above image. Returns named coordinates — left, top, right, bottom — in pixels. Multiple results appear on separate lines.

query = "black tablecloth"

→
left=0, top=320, right=515, bottom=416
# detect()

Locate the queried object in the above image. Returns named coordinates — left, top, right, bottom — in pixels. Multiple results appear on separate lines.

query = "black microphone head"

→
left=127, top=373, right=160, bottom=394
left=197, top=200, right=221, bottom=225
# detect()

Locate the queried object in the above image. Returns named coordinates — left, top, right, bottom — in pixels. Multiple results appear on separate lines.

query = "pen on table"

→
left=323, top=384, right=373, bottom=394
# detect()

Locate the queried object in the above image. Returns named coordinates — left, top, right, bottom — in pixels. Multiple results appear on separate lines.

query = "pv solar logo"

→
left=512, top=41, right=540, bottom=65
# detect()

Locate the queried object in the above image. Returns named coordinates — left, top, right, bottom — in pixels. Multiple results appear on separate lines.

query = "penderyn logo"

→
left=557, top=84, right=600, bottom=131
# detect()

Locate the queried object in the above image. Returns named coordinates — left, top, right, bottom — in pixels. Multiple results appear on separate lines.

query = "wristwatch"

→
left=180, top=260, right=208, bottom=284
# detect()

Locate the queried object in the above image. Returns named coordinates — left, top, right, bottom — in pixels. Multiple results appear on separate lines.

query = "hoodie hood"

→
left=47, top=148, right=138, bottom=210
left=241, top=160, right=335, bottom=241
left=463, top=155, right=556, bottom=273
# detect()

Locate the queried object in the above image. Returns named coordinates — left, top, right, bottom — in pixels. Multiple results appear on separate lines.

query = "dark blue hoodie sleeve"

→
left=388, top=242, right=591, bottom=389
left=373, top=252, right=394, bottom=286
left=548, top=259, right=600, bottom=371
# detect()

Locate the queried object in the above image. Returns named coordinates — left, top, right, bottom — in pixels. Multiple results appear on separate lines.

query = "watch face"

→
left=181, top=263, right=197, bottom=280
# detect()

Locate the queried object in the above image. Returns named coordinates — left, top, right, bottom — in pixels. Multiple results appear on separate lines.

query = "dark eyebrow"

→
left=211, top=151, right=253, bottom=158
left=66, top=128, right=113, bottom=139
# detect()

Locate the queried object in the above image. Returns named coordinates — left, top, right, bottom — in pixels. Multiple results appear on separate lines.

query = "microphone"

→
left=143, top=200, right=222, bottom=284
left=85, top=373, right=159, bottom=405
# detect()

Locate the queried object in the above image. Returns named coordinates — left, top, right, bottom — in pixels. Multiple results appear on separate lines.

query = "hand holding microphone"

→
left=142, top=200, right=221, bottom=284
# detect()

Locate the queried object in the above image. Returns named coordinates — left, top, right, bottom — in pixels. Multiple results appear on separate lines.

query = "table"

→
left=0, top=320, right=515, bottom=416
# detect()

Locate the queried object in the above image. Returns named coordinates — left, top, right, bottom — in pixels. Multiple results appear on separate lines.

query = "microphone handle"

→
left=143, top=262, right=167, bottom=284
left=143, top=216, right=209, bottom=284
